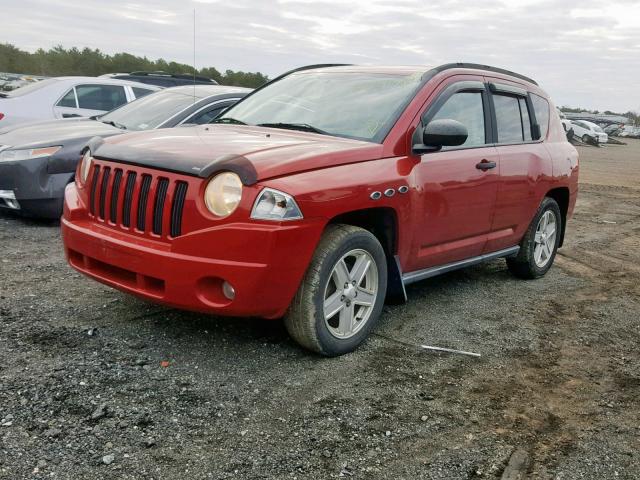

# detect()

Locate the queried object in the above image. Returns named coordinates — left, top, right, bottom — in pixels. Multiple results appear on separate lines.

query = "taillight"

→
left=0, top=113, right=5, bottom=121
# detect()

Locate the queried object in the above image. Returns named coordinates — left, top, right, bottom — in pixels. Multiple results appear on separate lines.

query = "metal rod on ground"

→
left=421, top=345, right=481, bottom=357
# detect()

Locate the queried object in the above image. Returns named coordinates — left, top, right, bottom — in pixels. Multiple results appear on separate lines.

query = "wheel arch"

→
left=546, top=186, right=570, bottom=247
left=327, top=207, right=406, bottom=303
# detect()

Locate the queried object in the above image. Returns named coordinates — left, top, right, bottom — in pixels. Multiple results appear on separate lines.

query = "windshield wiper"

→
left=211, top=117, right=246, bottom=125
left=257, top=123, right=329, bottom=135
left=101, top=120, right=127, bottom=130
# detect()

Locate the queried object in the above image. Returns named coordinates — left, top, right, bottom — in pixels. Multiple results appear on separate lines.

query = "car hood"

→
left=91, top=124, right=383, bottom=184
left=0, top=118, right=121, bottom=149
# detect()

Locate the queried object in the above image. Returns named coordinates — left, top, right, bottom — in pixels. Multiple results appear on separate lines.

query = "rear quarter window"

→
left=132, top=87, right=154, bottom=99
left=530, top=94, right=550, bottom=139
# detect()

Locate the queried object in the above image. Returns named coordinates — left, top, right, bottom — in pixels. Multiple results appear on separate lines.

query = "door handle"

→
left=62, top=113, right=81, bottom=118
left=476, top=159, right=496, bottom=171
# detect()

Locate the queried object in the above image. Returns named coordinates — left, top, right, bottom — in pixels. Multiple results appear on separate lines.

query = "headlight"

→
left=251, top=188, right=303, bottom=221
left=0, top=146, right=61, bottom=162
left=203, top=172, right=243, bottom=217
left=79, top=151, right=93, bottom=184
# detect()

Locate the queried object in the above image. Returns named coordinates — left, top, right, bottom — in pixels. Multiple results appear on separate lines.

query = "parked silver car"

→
left=0, top=85, right=249, bottom=218
left=0, top=77, right=159, bottom=128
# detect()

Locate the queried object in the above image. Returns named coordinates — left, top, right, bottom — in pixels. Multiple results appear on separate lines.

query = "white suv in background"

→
left=571, top=120, right=608, bottom=144
left=0, top=77, right=159, bottom=128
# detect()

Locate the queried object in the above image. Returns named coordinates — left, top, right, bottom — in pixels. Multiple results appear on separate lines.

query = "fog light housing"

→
left=222, top=281, right=235, bottom=300
left=0, top=190, right=20, bottom=210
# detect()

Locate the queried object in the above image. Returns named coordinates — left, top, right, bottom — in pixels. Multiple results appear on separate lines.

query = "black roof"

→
left=126, top=71, right=215, bottom=83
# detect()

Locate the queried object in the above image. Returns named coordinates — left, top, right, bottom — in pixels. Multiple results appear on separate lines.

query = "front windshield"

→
left=217, top=71, right=424, bottom=142
left=100, top=90, right=198, bottom=131
left=593, top=125, right=604, bottom=133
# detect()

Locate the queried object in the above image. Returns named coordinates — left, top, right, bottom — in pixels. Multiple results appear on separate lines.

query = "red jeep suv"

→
left=62, top=63, right=579, bottom=356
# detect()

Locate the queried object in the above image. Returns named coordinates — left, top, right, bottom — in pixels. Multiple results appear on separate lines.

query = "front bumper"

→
left=0, top=156, right=73, bottom=218
left=62, top=184, right=324, bottom=319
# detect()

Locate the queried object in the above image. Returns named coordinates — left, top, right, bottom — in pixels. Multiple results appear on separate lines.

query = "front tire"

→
left=507, top=197, right=562, bottom=279
left=285, top=224, right=387, bottom=356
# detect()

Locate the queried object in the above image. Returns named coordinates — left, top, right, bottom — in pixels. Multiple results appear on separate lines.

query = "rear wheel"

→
left=285, top=224, right=387, bottom=356
left=582, top=134, right=590, bottom=143
left=507, top=197, right=561, bottom=279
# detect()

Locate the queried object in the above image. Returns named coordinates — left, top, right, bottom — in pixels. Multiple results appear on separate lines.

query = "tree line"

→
left=0, top=43, right=269, bottom=88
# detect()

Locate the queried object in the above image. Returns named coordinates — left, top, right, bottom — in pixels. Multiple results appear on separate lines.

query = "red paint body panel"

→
left=62, top=65, right=579, bottom=319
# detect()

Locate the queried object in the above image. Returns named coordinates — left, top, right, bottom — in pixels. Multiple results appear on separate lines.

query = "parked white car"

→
left=619, top=125, right=640, bottom=138
left=570, top=120, right=608, bottom=144
left=0, top=77, right=159, bottom=128
left=557, top=109, right=573, bottom=134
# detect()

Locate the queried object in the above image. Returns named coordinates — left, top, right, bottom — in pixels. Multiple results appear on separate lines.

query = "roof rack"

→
left=430, top=63, right=538, bottom=86
left=128, top=71, right=214, bottom=82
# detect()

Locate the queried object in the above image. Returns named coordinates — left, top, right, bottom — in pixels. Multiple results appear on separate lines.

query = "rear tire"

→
left=285, top=224, right=387, bottom=356
left=507, top=197, right=562, bottom=279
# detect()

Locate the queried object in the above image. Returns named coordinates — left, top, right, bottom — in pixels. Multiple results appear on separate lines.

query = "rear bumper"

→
left=62, top=184, right=324, bottom=319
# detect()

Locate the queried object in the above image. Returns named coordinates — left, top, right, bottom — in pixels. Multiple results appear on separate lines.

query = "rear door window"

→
left=132, top=87, right=155, bottom=99
left=76, top=84, right=127, bottom=111
left=430, top=91, right=486, bottom=148
left=493, top=94, right=524, bottom=143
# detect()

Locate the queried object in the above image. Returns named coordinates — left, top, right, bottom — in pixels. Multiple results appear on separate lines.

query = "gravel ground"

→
left=1, top=139, right=639, bottom=479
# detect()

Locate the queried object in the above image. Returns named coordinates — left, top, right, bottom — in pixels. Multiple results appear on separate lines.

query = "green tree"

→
left=0, top=43, right=269, bottom=88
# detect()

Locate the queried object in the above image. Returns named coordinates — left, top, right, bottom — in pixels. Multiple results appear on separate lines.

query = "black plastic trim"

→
left=89, top=166, right=100, bottom=216
left=122, top=172, right=136, bottom=227
left=170, top=182, right=188, bottom=238
left=136, top=175, right=152, bottom=231
left=488, top=82, right=528, bottom=96
left=430, top=63, right=538, bottom=86
left=402, top=246, right=520, bottom=285
left=110, top=169, right=123, bottom=223
left=153, top=178, right=169, bottom=235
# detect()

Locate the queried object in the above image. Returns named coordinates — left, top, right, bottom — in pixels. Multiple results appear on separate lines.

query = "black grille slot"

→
left=109, top=169, right=123, bottom=223
left=122, top=172, right=137, bottom=227
left=98, top=167, right=111, bottom=219
left=89, top=166, right=100, bottom=215
left=136, top=175, right=152, bottom=231
left=152, top=178, right=169, bottom=235
left=170, top=182, right=188, bottom=237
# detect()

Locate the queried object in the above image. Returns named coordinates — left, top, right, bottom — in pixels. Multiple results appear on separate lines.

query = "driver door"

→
left=409, top=80, right=500, bottom=270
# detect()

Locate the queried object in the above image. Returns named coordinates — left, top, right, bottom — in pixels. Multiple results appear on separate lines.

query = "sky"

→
left=3, top=0, right=640, bottom=112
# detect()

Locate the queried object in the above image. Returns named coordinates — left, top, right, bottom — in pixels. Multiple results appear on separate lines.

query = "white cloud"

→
left=3, top=0, right=639, bottom=111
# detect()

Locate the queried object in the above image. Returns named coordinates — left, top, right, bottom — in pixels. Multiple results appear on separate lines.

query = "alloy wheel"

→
left=533, top=210, right=557, bottom=268
left=323, top=249, right=379, bottom=339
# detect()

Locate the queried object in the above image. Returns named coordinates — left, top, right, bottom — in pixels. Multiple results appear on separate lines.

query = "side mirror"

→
left=414, top=119, right=468, bottom=153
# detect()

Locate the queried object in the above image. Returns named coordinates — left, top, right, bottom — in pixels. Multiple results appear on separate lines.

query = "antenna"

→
left=193, top=8, right=196, bottom=103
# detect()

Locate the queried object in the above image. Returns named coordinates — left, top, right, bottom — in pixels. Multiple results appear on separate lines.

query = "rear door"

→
left=409, top=77, right=501, bottom=270
left=53, top=87, right=82, bottom=119
left=485, top=78, right=553, bottom=253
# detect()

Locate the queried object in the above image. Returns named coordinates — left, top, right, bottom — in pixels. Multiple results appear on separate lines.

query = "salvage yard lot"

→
left=1, top=140, right=639, bottom=479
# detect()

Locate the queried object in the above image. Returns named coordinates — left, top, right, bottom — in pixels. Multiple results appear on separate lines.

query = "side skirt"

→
left=401, top=246, right=520, bottom=286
